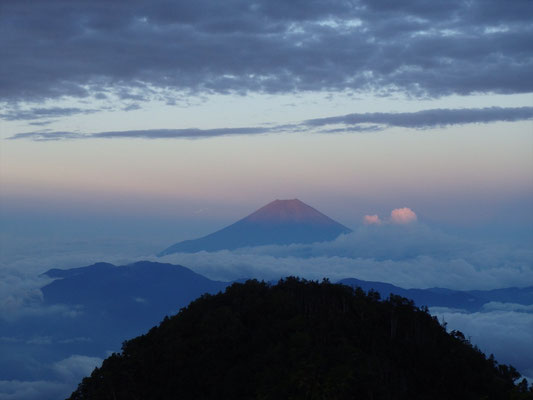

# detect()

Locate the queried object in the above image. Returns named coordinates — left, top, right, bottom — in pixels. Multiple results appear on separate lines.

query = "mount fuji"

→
left=159, top=199, right=352, bottom=256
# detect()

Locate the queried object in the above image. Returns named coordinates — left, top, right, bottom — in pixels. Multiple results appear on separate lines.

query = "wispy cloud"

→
left=93, top=127, right=274, bottom=139
left=304, top=107, right=533, bottom=129
left=8, top=131, right=88, bottom=141
left=8, top=106, right=533, bottom=141
left=0, top=107, right=99, bottom=121
left=7, top=127, right=276, bottom=141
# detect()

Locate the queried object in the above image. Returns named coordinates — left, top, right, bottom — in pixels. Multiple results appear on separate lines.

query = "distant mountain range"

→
left=39, top=261, right=533, bottom=355
left=159, top=199, right=352, bottom=255
left=42, top=262, right=533, bottom=319
left=41, top=261, right=229, bottom=353
left=339, top=278, right=533, bottom=312
left=14, top=260, right=529, bottom=398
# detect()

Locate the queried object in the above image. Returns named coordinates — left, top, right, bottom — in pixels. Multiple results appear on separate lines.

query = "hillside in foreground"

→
left=68, top=278, right=532, bottom=400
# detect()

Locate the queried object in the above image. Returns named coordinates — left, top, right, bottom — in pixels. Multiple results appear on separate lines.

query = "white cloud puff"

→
left=363, top=215, right=382, bottom=225
left=53, top=355, right=102, bottom=382
left=0, top=355, right=102, bottom=400
left=390, top=207, right=418, bottom=224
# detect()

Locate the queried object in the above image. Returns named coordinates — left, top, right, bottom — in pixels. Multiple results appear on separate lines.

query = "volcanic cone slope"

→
left=159, top=199, right=352, bottom=255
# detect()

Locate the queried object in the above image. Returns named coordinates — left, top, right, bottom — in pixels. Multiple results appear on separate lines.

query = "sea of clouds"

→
left=158, top=222, right=533, bottom=290
left=1, top=214, right=532, bottom=399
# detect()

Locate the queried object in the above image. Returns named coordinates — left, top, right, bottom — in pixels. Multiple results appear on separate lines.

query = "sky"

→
left=1, top=0, right=532, bottom=235
left=0, top=1, right=533, bottom=398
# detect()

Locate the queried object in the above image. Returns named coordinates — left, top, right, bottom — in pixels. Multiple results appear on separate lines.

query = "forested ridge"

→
left=68, top=278, right=533, bottom=400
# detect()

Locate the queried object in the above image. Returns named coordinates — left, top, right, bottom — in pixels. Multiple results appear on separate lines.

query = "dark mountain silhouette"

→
left=40, top=262, right=533, bottom=339
left=340, top=278, right=483, bottom=310
left=43, top=261, right=228, bottom=313
left=41, top=262, right=533, bottom=325
left=467, top=286, right=533, bottom=305
left=158, top=199, right=352, bottom=255
left=339, top=278, right=533, bottom=312
left=31, top=261, right=532, bottom=390
left=67, top=278, right=533, bottom=400
left=39, top=261, right=230, bottom=357
left=43, top=261, right=115, bottom=279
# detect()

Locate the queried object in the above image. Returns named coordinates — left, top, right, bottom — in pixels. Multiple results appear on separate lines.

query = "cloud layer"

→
left=431, top=307, right=533, bottom=382
left=0, top=355, right=102, bottom=400
left=8, top=106, right=533, bottom=141
left=1, top=0, right=532, bottom=105
left=157, top=223, right=533, bottom=290
left=1, top=221, right=532, bottom=397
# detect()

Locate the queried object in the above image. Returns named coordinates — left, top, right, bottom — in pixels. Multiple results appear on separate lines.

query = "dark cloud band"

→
left=1, top=0, right=532, bottom=105
left=8, top=106, right=533, bottom=141
left=304, top=106, right=533, bottom=129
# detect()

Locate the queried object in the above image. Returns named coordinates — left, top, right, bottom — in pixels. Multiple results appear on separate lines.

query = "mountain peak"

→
left=245, top=199, right=331, bottom=224
left=159, top=199, right=352, bottom=255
